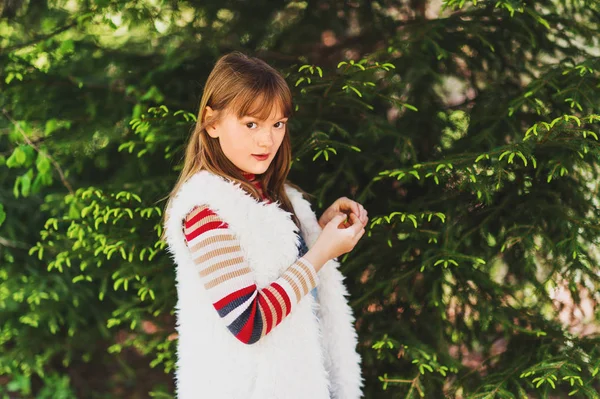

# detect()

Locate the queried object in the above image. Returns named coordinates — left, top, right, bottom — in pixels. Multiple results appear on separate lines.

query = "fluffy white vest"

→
left=163, top=170, right=363, bottom=399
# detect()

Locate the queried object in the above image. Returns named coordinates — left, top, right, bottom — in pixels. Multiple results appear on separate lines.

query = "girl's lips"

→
left=252, top=154, right=269, bottom=161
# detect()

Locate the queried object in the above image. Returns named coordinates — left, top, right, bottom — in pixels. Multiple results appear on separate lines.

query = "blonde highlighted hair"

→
left=159, top=51, right=309, bottom=241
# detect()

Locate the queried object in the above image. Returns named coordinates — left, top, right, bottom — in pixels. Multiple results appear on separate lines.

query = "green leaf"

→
left=20, top=170, right=32, bottom=197
left=7, top=146, right=27, bottom=168
left=36, top=154, right=51, bottom=174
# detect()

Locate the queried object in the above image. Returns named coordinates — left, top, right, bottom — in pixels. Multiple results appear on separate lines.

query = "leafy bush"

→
left=1, top=0, right=599, bottom=398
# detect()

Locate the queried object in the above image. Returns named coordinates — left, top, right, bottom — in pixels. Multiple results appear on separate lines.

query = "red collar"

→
left=239, top=171, right=271, bottom=203
left=241, top=171, right=256, bottom=182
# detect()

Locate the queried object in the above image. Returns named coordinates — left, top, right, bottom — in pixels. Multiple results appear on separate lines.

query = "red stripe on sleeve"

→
left=263, top=288, right=283, bottom=326
left=213, top=284, right=256, bottom=311
left=184, top=207, right=216, bottom=228
left=272, top=283, right=292, bottom=317
left=184, top=220, right=229, bottom=241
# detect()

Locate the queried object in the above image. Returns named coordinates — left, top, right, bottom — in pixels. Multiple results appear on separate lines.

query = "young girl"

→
left=162, top=51, right=368, bottom=399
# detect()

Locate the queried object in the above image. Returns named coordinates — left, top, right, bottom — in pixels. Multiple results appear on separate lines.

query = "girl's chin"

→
left=244, top=164, right=270, bottom=174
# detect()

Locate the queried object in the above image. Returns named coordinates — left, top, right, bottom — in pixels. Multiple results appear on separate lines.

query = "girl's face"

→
left=204, top=103, right=288, bottom=175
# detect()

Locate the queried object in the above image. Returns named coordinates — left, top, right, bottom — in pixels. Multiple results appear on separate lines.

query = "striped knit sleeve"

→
left=182, top=204, right=320, bottom=345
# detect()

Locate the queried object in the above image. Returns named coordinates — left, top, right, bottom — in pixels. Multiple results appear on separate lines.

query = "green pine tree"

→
left=1, top=0, right=599, bottom=397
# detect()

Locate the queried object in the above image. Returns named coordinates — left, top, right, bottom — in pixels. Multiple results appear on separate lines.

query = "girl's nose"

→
left=257, top=129, right=274, bottom=147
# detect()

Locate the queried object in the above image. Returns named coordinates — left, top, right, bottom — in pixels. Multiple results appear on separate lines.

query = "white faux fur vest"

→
left=164, top=170, right=363, bottom=399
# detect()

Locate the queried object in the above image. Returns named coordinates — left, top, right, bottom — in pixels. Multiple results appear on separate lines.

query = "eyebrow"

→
left=244, top=115, right=288, bottom=121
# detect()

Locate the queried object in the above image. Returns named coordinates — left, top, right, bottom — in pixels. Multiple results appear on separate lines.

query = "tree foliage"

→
left=1, top=0, right=600, bottom=398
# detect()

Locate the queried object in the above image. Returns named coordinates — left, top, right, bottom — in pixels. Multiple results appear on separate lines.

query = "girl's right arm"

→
left=182, top=204, right=321, bottom=345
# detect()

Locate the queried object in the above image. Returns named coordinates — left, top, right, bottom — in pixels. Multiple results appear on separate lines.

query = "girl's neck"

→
left=238, top=169, right=270, bottom=201
left=240, top=170, right=257, bottom=182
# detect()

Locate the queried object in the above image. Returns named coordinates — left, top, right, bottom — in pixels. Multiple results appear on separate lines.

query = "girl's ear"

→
left=204, top=106, right=219, bottom=138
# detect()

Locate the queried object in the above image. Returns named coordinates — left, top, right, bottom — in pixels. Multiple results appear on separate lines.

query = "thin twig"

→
left=0, top=21, right=78, bottom=55
left=0, top=236, right=30, bottom=249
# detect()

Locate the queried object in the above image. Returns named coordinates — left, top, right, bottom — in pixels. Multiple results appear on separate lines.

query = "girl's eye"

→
left=274, top=121, right=286, bottom=129
left=245, top=122, right=257, bottom=129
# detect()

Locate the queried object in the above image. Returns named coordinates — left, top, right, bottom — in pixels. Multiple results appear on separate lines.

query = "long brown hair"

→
left=159, top=51, right=309, bottom=241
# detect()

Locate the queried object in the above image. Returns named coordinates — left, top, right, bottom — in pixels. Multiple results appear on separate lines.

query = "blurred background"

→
left=1, top=0, right=600, bottom=397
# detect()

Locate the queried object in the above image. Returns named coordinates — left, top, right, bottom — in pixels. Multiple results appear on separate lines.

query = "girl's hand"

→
left=313, top=213, right=365, bottom=262
left=318, top=197, right=368, bottom=229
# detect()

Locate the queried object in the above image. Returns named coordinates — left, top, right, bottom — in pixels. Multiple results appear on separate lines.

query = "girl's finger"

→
left=341, top=199, right=359, bottom=217
left=330, top=213, right=346, bottom=225
left=358, top=204, right=366, bottom=220
left=351, top=201, right=360, bottom=217
left=336, top=212, right=350, bottom=228
left=356, top=206, right=365, bottom=225
left=356, top=227, right=366, bottom=240
left=350, top=213, right=362, bottom=230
